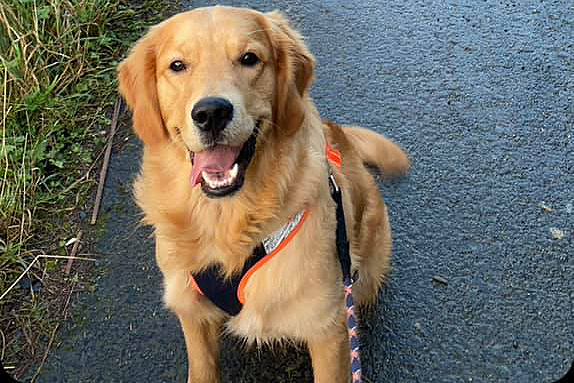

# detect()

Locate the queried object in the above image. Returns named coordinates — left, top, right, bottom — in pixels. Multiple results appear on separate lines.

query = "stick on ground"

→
left=64, top=230, right=83, bottom=275
left=91, top=97, right=121, bottom=225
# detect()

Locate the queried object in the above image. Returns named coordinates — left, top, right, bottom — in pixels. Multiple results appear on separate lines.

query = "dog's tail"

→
left=343, top=125, right=410, bottom=178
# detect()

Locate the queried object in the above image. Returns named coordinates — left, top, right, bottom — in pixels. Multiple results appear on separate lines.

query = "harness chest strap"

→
left=190, top=210, right=309, bottom=316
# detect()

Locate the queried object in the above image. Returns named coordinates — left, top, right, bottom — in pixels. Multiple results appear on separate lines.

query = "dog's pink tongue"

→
left=191, top=145, right=241, bottom=186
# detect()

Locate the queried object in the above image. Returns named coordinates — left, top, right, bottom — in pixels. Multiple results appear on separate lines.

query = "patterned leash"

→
left=345, top=278, right=362, bottom=382
left=329, top=172, right=362, bottom=383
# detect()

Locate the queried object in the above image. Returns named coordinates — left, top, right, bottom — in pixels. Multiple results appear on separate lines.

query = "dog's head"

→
left=118, top=6, right=314, bottom=198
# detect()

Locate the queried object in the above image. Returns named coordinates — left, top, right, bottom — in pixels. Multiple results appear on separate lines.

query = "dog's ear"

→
left=117, top=28, right=168, bottom=145
left=262, top=11, right=315, bottom=136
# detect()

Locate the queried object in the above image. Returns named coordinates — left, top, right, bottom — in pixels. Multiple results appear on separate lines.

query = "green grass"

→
left=0, top=0, right=176, bottom=377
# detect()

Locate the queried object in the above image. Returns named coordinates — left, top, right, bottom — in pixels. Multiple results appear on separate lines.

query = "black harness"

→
left=191, top=170, right=352, bottom=317
left=192, top=244, right=266, bottom=316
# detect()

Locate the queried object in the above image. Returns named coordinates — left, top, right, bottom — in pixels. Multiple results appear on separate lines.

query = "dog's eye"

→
left=239, top=52, right=260, bottom=66
left=170, top=60, right=186, bottom=72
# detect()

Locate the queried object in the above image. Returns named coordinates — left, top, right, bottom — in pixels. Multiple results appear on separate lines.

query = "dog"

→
left=118, top=6, right=409, bottom=382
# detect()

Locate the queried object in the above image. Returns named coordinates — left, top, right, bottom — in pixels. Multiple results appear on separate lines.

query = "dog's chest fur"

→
left=225, top=207, right=344, bottom=343
left=157, top=190, right=346, bottom=343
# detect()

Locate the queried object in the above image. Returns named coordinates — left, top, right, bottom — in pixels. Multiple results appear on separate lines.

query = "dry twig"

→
left=64, top=230, right=83, bottom=275
left=31, top=280, right=76, bottom=382
left=0, top=255, right=96, bottom=302
left=91, top=97, right=121, bottom=224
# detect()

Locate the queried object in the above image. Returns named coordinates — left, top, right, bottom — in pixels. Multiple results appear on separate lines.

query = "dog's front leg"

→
left=177, top=312, right=222, bottom=383
left=307, top=318, right=351, bottom=383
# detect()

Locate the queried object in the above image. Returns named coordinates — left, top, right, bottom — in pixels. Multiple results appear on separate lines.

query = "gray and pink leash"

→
left=328, top=173, right=363, bottom=383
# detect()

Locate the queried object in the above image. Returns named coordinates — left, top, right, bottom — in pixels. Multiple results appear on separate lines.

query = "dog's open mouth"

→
left=190, top=122, right=259, bottom=198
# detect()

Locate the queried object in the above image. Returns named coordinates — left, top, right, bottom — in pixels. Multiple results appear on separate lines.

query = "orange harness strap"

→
left=326, top=142, right=342, bottom=168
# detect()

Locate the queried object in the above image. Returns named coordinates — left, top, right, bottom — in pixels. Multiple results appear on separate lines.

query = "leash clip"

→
left=328, top=172, right=340, bottom=195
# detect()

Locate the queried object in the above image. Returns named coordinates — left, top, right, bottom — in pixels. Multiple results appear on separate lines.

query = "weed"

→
left=0, top=0, right=177, bottom=377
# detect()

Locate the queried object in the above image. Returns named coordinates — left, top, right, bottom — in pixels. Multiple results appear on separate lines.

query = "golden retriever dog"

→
left=118, top=6, right=409, bottom=383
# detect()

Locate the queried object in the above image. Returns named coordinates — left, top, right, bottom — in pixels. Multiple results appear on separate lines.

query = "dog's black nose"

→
left=191, top=97, right=234, bottom=134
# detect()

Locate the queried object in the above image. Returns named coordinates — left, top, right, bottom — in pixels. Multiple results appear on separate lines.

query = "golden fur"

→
left=118, top=6, right=409, bottom=383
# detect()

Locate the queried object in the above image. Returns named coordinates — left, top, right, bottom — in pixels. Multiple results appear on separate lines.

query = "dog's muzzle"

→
left=189, top=120, right=260, bottom=198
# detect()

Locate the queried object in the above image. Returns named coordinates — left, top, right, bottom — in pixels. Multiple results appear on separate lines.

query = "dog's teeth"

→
left=229, top=163, right=238, bottom=180
left=201, top=171, right=217, bottom=188
left=202, top=164, right=239, bottom=190
left=201, top=170, right=210, bottom=183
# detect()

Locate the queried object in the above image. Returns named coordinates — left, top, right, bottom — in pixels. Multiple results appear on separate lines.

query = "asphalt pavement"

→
left=36, top=0, right=573, bottom=382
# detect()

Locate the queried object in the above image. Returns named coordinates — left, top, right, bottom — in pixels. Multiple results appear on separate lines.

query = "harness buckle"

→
left=328, top=172, right=340, bottom=195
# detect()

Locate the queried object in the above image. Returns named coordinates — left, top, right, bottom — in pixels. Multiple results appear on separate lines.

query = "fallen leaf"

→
left=550, top=227, right=564, bottom=240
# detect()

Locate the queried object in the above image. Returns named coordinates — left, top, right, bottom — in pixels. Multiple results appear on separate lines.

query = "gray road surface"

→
left=36, top=0, right=573, bottom=382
